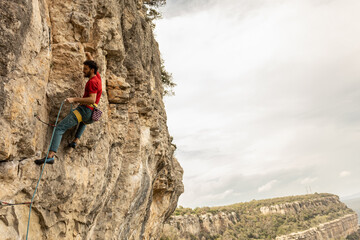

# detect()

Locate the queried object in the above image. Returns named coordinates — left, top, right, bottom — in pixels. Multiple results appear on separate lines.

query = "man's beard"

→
left=84, top=72, right=90, bottom=77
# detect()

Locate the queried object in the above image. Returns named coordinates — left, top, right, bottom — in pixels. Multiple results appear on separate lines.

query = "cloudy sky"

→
left=154, top=0, right=360, bottom=208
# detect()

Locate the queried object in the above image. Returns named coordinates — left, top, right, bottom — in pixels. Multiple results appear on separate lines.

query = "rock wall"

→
left=260, top=195, right=343, bottom=215
left=276, top=214, right=359, bottom=240
left=0, top=0, right=184, bottom=239
left=162, top=211, right=241, bottom=239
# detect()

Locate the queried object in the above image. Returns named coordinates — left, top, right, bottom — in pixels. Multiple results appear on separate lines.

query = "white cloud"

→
left=203, top=189, right=235, bottom=201
left=339, top=171, right=351, bottom=178
left=300, top=177, right=318, bottom=185
left=258, top=180, right=278, bottom=193
left=156, top=0, right=360, bottom=207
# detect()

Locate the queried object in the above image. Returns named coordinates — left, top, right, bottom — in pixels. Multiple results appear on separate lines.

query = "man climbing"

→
left=35, top=52, right=102, bottom=165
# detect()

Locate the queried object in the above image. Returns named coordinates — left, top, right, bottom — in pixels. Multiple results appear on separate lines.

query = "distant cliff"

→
left=0, top=0, right=183, bottom=239
left=276, top=214, right=358, bottom=240
left=161, top=194, right=358, bottom=240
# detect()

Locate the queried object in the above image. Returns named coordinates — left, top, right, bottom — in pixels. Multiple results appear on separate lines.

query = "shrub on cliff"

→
left=161, top=58, right=176, bottom=96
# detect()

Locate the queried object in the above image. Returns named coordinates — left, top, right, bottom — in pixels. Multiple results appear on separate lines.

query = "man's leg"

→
left=48, top=112, right=79, bottom=157
left=70, top=122, right=86, bottom=146
left=75, top=122, right=87, bottom=140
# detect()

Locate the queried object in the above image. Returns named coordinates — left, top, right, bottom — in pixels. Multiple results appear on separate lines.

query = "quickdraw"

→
left=34, top=114, right=56, bottom=127
left=35, top=104, right=90, bottom=126
left=0, top=200, right=32, bottom=208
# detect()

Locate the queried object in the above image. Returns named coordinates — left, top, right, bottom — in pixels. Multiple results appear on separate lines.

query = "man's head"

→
left=83, top=60, right=98, bottom=78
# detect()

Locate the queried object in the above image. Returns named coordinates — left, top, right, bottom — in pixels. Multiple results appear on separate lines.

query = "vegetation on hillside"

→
left=162, top=193, right=355, bottom=240
left=174, top=193, right=335, bottom=215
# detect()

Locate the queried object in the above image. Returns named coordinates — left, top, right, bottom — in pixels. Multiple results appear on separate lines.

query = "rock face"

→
left=276, top=214, right=359, bottom=240
left=0, top=0, right=184, bottom=239
left=161, top=195, right=359, bottom=240
left=260, top=195, right=343, bottom=215
left=162, top=211, right=241, bottom=239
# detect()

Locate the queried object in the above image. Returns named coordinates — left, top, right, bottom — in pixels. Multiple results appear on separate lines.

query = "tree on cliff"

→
left=161, top=58, right=176, bottom=96
left=144, top=0, right=166, bottom=23
left=143, top=0, right=176, bottom=96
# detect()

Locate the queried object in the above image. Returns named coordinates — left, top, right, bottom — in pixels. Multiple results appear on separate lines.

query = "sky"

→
left=154, top=0, right=360, bottom=208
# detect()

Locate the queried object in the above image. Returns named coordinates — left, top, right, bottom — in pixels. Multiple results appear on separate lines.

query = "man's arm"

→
left=85, top=52, right=94, bottom=61
left=65, top=52, right=96, bottom=104
left=66, top=93, right=96, bottom=104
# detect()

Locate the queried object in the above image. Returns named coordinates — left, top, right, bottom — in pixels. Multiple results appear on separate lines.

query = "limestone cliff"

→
left=0, top=0, right=184, bottom=239
left=161, top=194, right=358, bottom=240
left=276, top=214, right=359, bottom=240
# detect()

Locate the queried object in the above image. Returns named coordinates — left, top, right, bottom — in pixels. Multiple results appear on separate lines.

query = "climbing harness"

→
left=26, top=100, right=66, bottom=240
left=72, top=108, right=83, bottom=123
left=72, top=103, right=100, bottom=123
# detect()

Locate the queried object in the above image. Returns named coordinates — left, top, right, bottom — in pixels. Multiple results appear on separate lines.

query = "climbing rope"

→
left=26, top=100, right=66, bottom=240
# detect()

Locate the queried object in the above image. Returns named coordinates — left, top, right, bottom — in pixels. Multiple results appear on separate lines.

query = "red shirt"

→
left=83, top=72, right=102, bottom=110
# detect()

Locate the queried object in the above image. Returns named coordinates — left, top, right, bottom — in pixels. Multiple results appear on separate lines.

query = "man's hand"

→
left=85, top=52, right=94, bottom=60
left=65, top=98, right=76, bottom=103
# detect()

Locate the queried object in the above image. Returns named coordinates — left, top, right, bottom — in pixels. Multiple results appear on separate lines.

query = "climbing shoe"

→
left=68, top=142, right=77, bottom=148
left=34, top=157, right=55, bottom=165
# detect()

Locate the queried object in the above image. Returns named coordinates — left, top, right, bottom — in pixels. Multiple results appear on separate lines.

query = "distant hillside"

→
left=343, top=197, right=360, bottom=222
left=342, top=192, right=360, bottom=200
left=161, top=193, right=359, bottom=240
